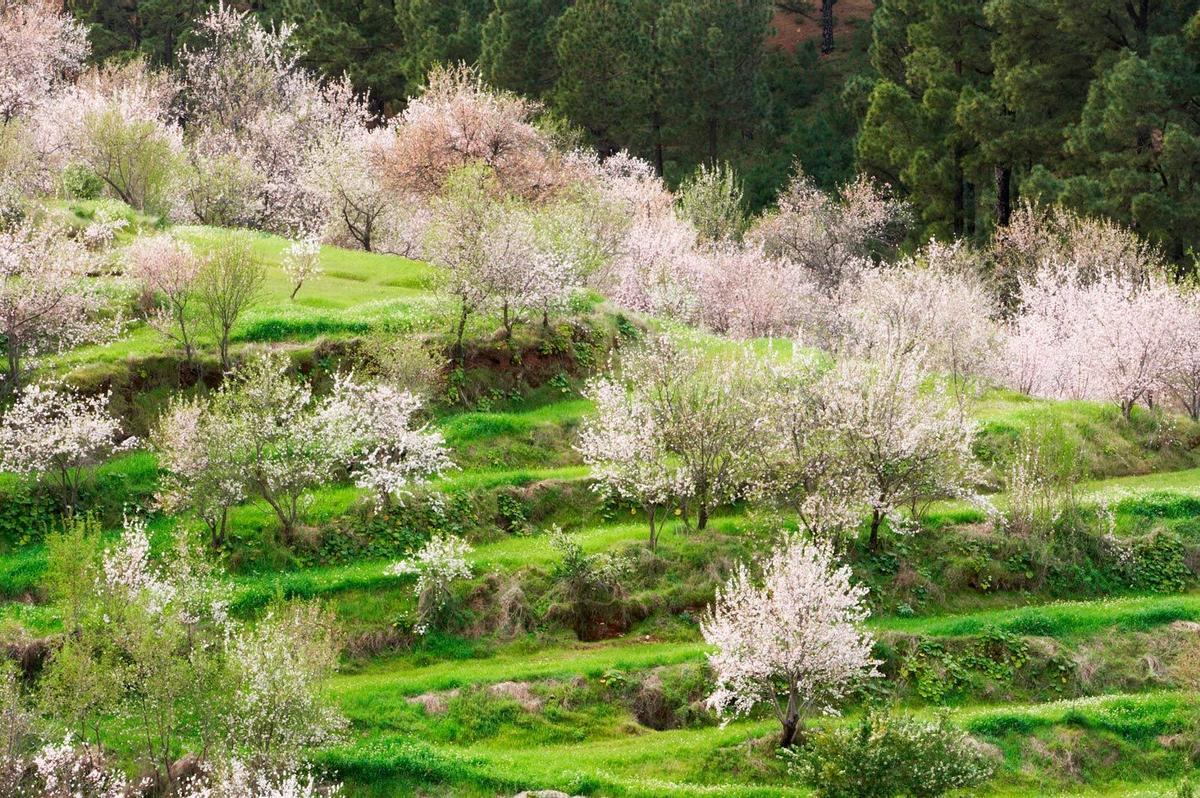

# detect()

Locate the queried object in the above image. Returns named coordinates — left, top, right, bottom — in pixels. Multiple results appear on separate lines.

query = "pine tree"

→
left=550, top=0, right=654, bottom=158
left=281, top=0, right=408, bottom=114
left=858, top=0, right=992, bottom=240
left=656, top=0, right=774, bottom=163
left=480, top=0, right=570, bottom=98
left=394, top=0, right=488, bottom=95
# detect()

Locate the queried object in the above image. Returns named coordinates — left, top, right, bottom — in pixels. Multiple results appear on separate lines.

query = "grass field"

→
left=3, top=220, right=1199, bottom=797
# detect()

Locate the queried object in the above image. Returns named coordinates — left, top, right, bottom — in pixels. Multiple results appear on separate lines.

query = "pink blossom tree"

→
left=0, top=0, right=88, bottom=123
left=381, top=64, right=560, bottom=202
left=826, top=348, right=981, bottom=549
left=750, top=167, right=906, bottom=291
left=125, top=235, right=202, bottom=362
left=0, top=222, right=116, bottom=393
left=1167, top=289, right=1200, bottom=420
left=701, top=535, right=878, bottom=748
left=0, top=383, right=132, bottom=511
left=840, top=241, right=999, bottom=402
left=1001, top=262, right=1183, bottom=417
left=177, top=3, right=369, bottom=234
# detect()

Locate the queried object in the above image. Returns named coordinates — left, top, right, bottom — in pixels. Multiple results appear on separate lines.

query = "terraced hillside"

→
left=1, top=203, right=1198, bottom=798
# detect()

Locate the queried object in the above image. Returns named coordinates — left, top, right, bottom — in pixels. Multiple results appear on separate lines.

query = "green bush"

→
left=1130, top=531, right=1192, bottom=593
left=61, top=164, right=104, bottom=200
left=785, top=710, right=994, bottom=798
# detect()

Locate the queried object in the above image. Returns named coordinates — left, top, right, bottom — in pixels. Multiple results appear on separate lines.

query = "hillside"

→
left=1, top=204, right=1199, bottom=797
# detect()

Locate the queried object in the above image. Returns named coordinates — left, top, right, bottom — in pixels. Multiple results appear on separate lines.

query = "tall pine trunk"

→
left=821, top=0, right=837, bottom=53
left=994, top=165, right=1012, bottom=228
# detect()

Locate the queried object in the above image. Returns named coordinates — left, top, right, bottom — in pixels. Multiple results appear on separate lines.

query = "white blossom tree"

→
left=177, top=3, right=369, bottom=234
left=281, top=235, right=322, bottom=300
left=152, top=396, right=245, bottom=549
left=701, top=536, right=878, bottom=748
left=0, top=383, right=132, bottom=512
left=603, top=335, right=767, bottom=530
left=1001, top=261, right=1183, bottom=417
left=126, top=235, right=202, bottom=362
left=0, top=222, right=115, bottom=392
left=190, top=354, right=449, bottom=544
left=826, top=349, right=981, bottom=549
left=751, top=353, right=867, bottom=547
left=388, top=534, right=474, bottom=633
left=577, top=377, right=692, bottom=550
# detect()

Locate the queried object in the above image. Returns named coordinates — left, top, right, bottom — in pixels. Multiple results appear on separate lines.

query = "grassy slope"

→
left=5, top=220, right=1200, bottom=796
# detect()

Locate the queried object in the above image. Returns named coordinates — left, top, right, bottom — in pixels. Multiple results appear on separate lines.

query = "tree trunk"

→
left=454, top=304, right=470, bottom=365
left=994, top=165, right=1012, bottom=228
left=820, top=0, right=837, bottom=54
left=647, top=506, right=658, bottom=551
left=652, top=112, right=665, bottom=177
left=5, top=339, right=19, bottom=395
left=952, top=149, right=965, bottom=237
left=697, top=502, right=709, bottom=531
left=868, top=508, right=883, bottom=551
left=779, top=685, right=803, bottom=748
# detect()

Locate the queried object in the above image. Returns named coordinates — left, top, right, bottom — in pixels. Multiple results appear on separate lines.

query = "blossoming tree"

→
left=701, top=536, right=878, bottom=747
left=0, top=384, right=132, bottom=512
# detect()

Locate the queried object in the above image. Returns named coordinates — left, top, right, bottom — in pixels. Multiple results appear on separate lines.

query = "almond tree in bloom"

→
left=0, top=0, right=88, bottom=123
left=317, top=372, right=453, bottom=507
left=991, top=203, right=1164, bottom=310
left=480, top=206, right=582, bottom=358
left=381, top=63, right=560, bottom=201
left=126, top=235, right=202, bottom=362
left=701, top=536, right=878, bottom=748
left=1167, top=289, right=1200, bottom=420
left=152, top=396, right=244, bottom=548
left=426, top=165, right=582, bottom=362
left=750, top=168, right=907, bottom=291
left=697, top=244, right=822, bottom=339
left=281, top=235, right=322, bottom=300
left=577, top=377, right=693, bottom=550
left=0, top=222, right=115, bottom=392
left=387, top=534, right=474, bottom=633
left=178, top=3, right=369, bottom=234
left=306, top=125, right=400, bottom=252
left=425, top=165, right=505, bottom=362
left=826, top=348, right=981, bottom=549
left=750, top=353, right=867, bottom=548
left=45, top=61, right=183, bottom=213
left=222, top=603, right=347, bottom=774
left=604, top=334, right=766, bottom=530
left=1002, top=262, right=1183, bottom=417
left=841, top=240, right=999, bottom=403
left=0, top=383, right=132, bottom=511
left=185, top=354, right=449, bottom=544
left=39, top=514, right=345, bottom=796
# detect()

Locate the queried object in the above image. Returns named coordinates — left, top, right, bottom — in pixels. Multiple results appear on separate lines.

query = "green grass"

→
left=8, top=220, right=1200, bottom=798
left=48, top=226, right=445, bottom=376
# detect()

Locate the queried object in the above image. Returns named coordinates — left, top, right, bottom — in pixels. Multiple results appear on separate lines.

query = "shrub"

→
left=60, top=164, right=103, bottom=200
left=547, top=527, right=631, bottom=641
left=784, top=710, right=994, bottom=798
